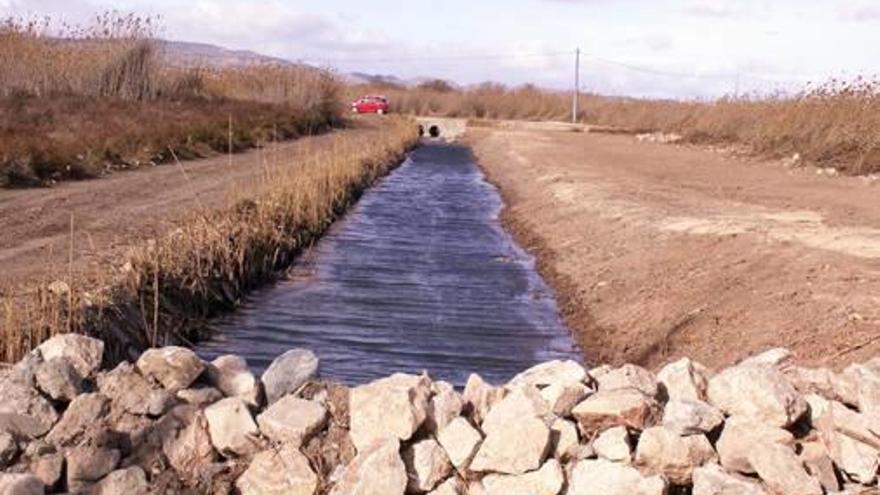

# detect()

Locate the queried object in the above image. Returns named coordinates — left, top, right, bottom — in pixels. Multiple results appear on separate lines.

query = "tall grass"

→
left=0, top=13, right=342, bottom=186
left=364, top=78, right=880, bottom=175
left=0, top=117, right=419, bottom=363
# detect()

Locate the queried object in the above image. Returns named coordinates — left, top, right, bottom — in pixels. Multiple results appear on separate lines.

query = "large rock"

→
left=36, top=333, right=104, bottom=378
left=0, top=376, right=59, bottom=438
left=469, top=416, right=550, bottom=474
left=45, top=393, right=110, bottom=447
left=508, top=360, right=587, bottom=389
left=707, top=364, right=807, bottom=427
left=815, top=400, right=880, bottom=449
left=35, top=358, right=82, bottom=401
left=748, top=443, right=822, bottom=495
left=842, top=361, right=880, bottom=414
left=437, top=417, right=482, bottom=470
left=481, top=459, right=564, bottom=495
left=349, top=373, right=431, bottom=451
left=480, top=387, right=552, bottom=434
left=136, top=346, right=205, bottom=392
left=66, top=444, right=121, bottom=491
left=158, top=405, right=217, bottom=476
left=204, top=397, right=262, bottom=457
left=97, top=363, right=176, bottom=416
left=426, top=383, right=463, bottom=433
left=567, top=458, right=667, bottom=495
left=330, top=439, right=407, bottom=495
left=592, top=426, right=631, bottom=462
left=634, top=426, right=717, bottom=484
left=540, top=382, right=591, bottom=417
left=206, top=355, right=261, bottom=406
left=236, top=444, right=318, bottom=495
left=657, top=358, right=710, bottom=401
left=0, top=474, right=43, bottom=495
left=662, top=398, right=724, bottom=436
left=403, top=438, right=452, bottom=493
left=462, top=374, right=506, bottom=424
left=92, top=467, right=149, bottom=495
left=571, top=388, right=661, bottom=435
left=257, top=396, right=327, bottom=448
left=820, top=429, right=879, bottom=485
left=595, top=364, right=659, bottom=397
left=692, top=463, right=768, bottom=495
left=261, top=349, right=319, bottom=405
left=716, top=416, right=795, bottom=474
left=177, top=387, right=224, bottom=407
left=786, top=366, right=847, bottom=403
left=739, top=348, right=793, bottom=368
left=30, top=452, right=64, bottom=487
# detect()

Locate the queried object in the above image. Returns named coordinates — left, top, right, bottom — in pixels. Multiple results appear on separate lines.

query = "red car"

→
left=351, top=95, right=390, bottom=114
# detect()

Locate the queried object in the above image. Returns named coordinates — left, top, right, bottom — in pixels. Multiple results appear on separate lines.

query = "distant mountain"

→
left=158, top=40, right=295, bottom=68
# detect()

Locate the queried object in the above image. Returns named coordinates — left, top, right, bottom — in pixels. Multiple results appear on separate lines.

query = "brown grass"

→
left=0, top=117, right=419, bottom=363
left=359, top=78, right=880, bottom=175
left=0, top=13, right=342, bottom=186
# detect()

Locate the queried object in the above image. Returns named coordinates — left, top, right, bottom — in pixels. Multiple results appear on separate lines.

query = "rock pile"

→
left=1, top=337, right=880, bottom=495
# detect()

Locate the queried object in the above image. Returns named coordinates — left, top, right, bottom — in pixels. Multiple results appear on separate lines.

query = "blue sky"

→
left=3, top=0, right=880, bottom=98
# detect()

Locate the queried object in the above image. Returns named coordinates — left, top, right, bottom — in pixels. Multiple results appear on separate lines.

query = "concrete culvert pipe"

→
left=429, top=125, right=440, bottom=138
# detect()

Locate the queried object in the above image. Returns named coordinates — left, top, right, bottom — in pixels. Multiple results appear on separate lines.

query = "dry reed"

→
left=0, top=117, right=419, bottom=363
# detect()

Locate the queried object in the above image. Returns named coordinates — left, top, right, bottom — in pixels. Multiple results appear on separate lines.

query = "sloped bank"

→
left=2, top=335, right=879, bottom=494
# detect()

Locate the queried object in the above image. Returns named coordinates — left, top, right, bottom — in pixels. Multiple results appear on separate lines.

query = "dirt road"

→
left=469, top=126, right=880, bottom=370
left=0, top=123, right=382, bottom=295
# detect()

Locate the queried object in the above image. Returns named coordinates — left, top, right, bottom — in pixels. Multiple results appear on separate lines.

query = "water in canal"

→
left=197, top=142, right=581, bottom=386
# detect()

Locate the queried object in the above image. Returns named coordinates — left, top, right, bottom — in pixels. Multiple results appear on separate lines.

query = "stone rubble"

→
left=3, top=335, right=880, bottom=495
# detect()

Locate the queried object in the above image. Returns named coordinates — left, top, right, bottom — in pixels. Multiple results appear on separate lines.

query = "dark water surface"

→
left=197, top=142, right=581, bottom=386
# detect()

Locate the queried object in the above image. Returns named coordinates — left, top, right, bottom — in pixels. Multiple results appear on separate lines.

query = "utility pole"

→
left=572, top=47, right=580, bottom=124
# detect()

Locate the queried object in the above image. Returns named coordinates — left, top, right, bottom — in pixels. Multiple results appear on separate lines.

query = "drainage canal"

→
left=197, top=142, right=580, bottom=385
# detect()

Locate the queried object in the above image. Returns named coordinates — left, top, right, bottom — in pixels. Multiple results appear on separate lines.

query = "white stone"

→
left=462, top=374, right=506, bottom=424
left=634, top=426, right=717, bottom=484
left=707, top=364, right=807, bottom=427
left=45, top=393, right=109, bottom=447
left=257, top=396, right=327, bottom=447
left=662, top=398, right=724, bottom=436
left=692, top=463, right=768, bottom=495
left=426, top=386, right=463, bottom=433
left=34, top=358, right=82, bottom=401
left=595, top=364, right=659, bottom=397
left=207, top=355, right=261, bottom=406
left=236, top=444, right=318, bottom=495
left=571, top=388, right=661, bottom=435
left=747, top=443, right=822, bottom=495
left=567, top=458, right=667, bottom=495
left=136, top=346, right=205, bottom=392
left=428, top=477, right=465, bottom=495
left=403, top=438, right=452, bottom=493
left=550, top=418, right=579, bottom=460
left=204, top=397, right=262, bottom=457
left=480, top=387, right=552, bottom=435
left=716, top=416, right=795, bottom=474
left=36, top=333, right=104, bottom=378
left=814, top=400, right=880, bottom=450
left=508, top=360, right=587, bottom=389
left=481, top=459, right=564, bottom=495
left=820, top=429, right=879, bottom=485
left=96, top=363, right=176, bottom=417
left=738, top=348, right=793, bottom=369
left=92, top=467, right=149, bottom=495
left=437, top=417, right=482, bottom=470
left=540, top=382, right=590, bottom=417
left=800, top=440, right=840, bottom=493
left=261, top=349, right=319, bottom=405
left=592, top=426, right=631, bottom=462
left=657, top=357, right=710, bottom=401
left=469, top=415, right=550, bottom=474
left=349, top=373, right=431, bottom=452
left=0, top=376, right=59, bottom=438
left=330, top=439, right=407, bottom=495
left=159, top=405, right=217, bottom=476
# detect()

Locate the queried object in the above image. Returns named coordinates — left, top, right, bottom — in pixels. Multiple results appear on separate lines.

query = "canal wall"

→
left=1, top=334, right=875, bottom=494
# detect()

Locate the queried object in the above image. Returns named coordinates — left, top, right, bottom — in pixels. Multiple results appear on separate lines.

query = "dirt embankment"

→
left=468, top=126, right=880, bottom=370
left=0, top=123, right=378, bottom=295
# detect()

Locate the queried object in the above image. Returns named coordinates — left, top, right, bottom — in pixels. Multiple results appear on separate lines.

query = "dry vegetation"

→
left=1, top=117, right=419, bottom=363
left=360, top=77, right=880, bottom=175
left=0, top=13, right=341, bottom=186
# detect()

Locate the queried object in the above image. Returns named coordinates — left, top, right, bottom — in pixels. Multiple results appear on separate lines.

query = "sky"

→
left=2, top=0, right=880, bottom=98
